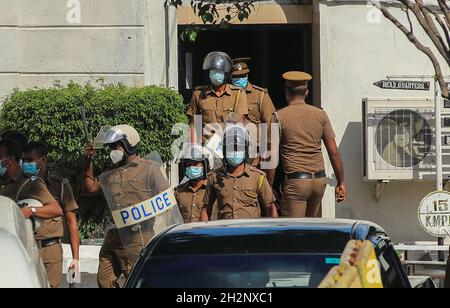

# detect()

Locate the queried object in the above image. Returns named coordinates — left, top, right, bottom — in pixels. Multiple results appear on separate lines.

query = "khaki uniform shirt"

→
left=46, top=173, right=79, bottom=242
left=175, top=180, right=208, bottom=223
left=47, top=173, right=79, bottom=214
left=245, top=83, right=276, bottom=126
left=203, top=164, right=275, bottom=220
left=187, top=84, right=248, bottom=141
left=273, top=100, right=336, bottom=174
left=0, top=170, right=60, bottom=240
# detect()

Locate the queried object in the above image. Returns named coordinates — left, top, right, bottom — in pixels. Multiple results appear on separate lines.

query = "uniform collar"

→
left=245, top=83, right=254, bottom=94
left=1, top=169, right=25, bottom=185
left=188, top=179, right=207, bottom=193
left=224, top=163, right=251, bottom=178
left=289, top=99, right=306, bottom=105
left=205, top=84, right=232, bottom=97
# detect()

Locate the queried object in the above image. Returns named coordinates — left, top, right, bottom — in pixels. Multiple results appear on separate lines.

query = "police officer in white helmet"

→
left=83, top=125, right=182, bottom=288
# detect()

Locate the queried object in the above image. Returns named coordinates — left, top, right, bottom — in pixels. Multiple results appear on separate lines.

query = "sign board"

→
left=111, top=188, right=178, bottom=229
left=418, top=191, right=450, bottom=238
left=373, top=80, right=430, bottom=91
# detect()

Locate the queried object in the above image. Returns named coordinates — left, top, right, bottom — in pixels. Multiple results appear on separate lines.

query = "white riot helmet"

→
left=94, top=125, right=140, bottom=154
left=17, top=199, right=44, bottom=233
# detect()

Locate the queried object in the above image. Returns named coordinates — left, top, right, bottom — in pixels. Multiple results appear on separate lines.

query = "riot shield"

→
left=99, top=152, right=183, bottom=267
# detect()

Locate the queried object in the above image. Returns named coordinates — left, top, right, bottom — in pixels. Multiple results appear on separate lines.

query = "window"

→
left=134, top=253, right=341, bottom=288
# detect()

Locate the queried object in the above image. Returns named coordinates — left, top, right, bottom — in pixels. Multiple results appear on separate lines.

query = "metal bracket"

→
left=375, top=180, right=390, bottom=202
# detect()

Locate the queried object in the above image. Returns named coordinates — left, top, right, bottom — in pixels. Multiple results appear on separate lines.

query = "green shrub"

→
left=0, top=82, right=188, bottom=238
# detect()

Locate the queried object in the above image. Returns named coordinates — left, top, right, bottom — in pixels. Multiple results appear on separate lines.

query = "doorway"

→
left=178, top=24, right=313, bottom=108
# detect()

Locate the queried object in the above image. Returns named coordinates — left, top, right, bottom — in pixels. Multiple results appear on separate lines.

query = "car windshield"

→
left=134, top=253, right=341, bottom=288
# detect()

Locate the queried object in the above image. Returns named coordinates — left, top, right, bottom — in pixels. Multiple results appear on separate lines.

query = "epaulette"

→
left=48, top=172, right=64, bottom=182
left=252, top=85, right=268, bottom=93
left=249, top=166, right=267, bottom=176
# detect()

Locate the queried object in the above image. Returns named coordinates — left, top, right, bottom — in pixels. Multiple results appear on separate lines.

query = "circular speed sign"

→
left=418, top=191, right=450, bottom=238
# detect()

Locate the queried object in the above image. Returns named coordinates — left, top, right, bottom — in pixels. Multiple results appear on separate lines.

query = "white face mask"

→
left=110, top=150, right=125, bottom=165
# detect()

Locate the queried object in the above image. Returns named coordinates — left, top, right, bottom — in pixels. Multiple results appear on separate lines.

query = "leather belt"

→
left=36, top=238, right=61, bottom=250
left=287, top=171, right=326, bottom=180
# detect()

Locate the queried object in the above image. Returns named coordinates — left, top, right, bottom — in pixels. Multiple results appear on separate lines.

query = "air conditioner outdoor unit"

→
left=363, top=98, right=436, bottom=181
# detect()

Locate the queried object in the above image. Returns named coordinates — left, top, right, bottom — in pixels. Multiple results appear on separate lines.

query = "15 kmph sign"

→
left=418, top=191, right=450, bottom=238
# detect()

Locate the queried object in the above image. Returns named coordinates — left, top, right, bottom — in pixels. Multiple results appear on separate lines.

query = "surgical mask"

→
left=226, top=151, right=246, bottom=167
left=209, top=70, right=226, bottom=86
left=186, top=166, right=204, bottom=181
left=0, top=160, right=7, bottom=177
left=232, top=77, right=248, bottom=89
left=22, top=162, right=40, bottom=176
left=110, top=150, right=125, bottom=165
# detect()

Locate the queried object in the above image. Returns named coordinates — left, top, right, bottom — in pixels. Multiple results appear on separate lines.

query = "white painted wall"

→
left=319, top=0, right=450, bottom=242
left=0, top=0, right=178, bottom=101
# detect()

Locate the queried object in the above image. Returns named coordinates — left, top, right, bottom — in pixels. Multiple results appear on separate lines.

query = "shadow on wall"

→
left=335, top=122, right=435, bottom=242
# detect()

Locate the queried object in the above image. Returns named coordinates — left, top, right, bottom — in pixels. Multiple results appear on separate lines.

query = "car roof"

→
left=150, top=219, right=387, bottom=256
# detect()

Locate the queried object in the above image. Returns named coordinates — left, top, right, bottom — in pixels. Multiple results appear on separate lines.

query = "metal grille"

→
left=369, top=108, right=434, bottom=171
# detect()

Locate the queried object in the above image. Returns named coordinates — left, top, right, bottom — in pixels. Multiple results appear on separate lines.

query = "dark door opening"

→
left=178, top=24, right=313, bottom=109
left=177, top=24, right=314, bottom=206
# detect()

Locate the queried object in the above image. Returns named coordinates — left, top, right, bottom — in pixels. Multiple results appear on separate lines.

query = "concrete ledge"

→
left=62, top=244, right=100, bottom=274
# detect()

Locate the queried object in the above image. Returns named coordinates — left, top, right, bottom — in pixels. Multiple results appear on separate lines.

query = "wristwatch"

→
left=31, top=207, right=37, bottom=216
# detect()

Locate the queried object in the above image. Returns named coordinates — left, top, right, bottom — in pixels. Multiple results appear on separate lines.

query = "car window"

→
left=133, top=253, right=342, bottom=288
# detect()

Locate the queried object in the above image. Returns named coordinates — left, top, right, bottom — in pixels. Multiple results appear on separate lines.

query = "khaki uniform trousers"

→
left=281, top=177, right=327, bottom=218
left=97, top=228, right=153, bottom=288
left=39, top=243, right=63, bottom=288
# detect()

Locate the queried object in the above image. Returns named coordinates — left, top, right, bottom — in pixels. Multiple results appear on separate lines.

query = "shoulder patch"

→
left=252, top=85, right=268, bottom=93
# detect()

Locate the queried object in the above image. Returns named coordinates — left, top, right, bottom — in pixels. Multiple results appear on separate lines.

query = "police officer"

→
left=231, top=58, right=276, bottom=168
left=83, top=125, right=169, bottom=288
left=0, top=139, right=64, bottom=287
left=187, top=51, right=248, bottom=144
left=201, top=125, right=278, bottom=221
left=22, top=141, right=80, bottom=285
left=271, top=72, right=347, bottom=218
left=175, top=144, right=215, bottom=223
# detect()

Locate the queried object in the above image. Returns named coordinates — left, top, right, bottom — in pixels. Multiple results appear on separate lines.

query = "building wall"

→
left=318, top=0, right=450, bottom=242
left=0, top=0, right=178, bottom=101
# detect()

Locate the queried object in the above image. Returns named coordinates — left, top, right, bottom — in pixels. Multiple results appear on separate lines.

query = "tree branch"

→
left=370, top=0, right=449, bottom=97
left=437, top=0, right=450, bottom=29
left=424, top=5, right=450, bottom=50
left=416, top=0, right=450, bottom=56
left=398, top=0, right=450, bottom=65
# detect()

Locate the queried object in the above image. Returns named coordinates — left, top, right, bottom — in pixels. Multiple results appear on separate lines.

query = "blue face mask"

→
left=226, top=151, right=246, bottom=167
left=0, top=160, right=7, bottom=177
left=232, top=77, right=248, bottom=89
left=22, top=162, right=40, bottom=176
left=209, top=70, right=226, bottom=86
left=186, top=166, right=204, bottom=181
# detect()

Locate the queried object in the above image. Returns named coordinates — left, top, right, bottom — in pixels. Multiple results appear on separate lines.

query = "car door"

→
left=369, top=233, right=411, bottom=288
